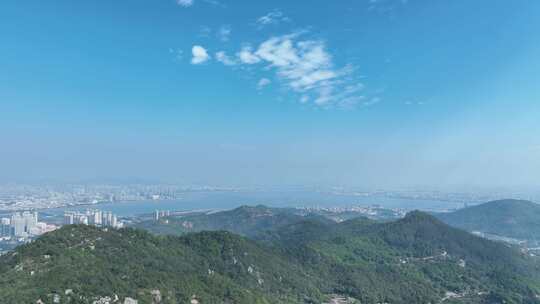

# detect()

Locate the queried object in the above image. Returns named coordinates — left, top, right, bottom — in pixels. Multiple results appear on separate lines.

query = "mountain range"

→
left=2, top=206, right=540, bottom=303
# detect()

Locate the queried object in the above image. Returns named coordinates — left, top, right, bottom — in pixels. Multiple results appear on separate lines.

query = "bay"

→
left=42, top=190, right=462, bottom=217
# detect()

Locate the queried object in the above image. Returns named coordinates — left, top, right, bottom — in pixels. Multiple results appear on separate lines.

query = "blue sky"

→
left=1, top=0, right=539, bottom=189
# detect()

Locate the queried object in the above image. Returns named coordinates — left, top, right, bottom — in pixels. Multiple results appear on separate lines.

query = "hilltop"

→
left=265, top=211, right=540, bottom=303
left=136, top=205, right=331, bottom=238
left=1, top=211, right=540, bottom=303
left=0, top=225, right=322, bottom=304
left=436, top=199, right=540, bottom=241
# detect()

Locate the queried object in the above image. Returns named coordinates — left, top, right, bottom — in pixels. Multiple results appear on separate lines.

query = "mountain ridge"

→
left=2, top=209, right=540, bottom=303
left=136, top=204, right=332, bottom=238
left=436, top=199, right=540, bottom=241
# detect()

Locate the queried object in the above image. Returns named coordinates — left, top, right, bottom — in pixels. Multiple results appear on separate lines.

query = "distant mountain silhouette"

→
left=437, top=199, right=540, bottom=241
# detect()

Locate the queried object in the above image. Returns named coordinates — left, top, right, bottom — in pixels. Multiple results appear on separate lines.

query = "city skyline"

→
left=1, top=0, right=539, bottom=189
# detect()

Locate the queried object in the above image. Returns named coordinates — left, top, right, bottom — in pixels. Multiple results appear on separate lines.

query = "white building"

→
left=64, top=210, right=121, bottom=228
left=24, top=212, right=38, bottom=233
left=0, top=218, right=11, bottom=236
left=64, top=213, right=74, bottom=225
left=11, top=213, right=27, bottom=237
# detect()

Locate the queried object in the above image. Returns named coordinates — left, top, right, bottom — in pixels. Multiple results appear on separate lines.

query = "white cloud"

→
left=257, top=78, right=271, bottom=89
left=363, top=97, right=381, bottom=107
left=344, top=83, right=365, bottom=94
left=191, top=45, right=210, bottom=64
left=177, top=0, right=224, bottom=8
left=215, top=51, right=236, bottom=66
left=255, top=35, right=299, bottom=67
left=217, top=25, right=231, bottom=42
left=256, top=10, right=290, bottom=27
left=176, top=0, right=193, bottom=7
left=248, top=34, right=360, bottom=107
left=237, top=46, right=261, bottom=64
left=169, top=48, right=184, bottom=61
left=198, top=26, right=212, bottom=38
left=404, top=100, right=425, bottom=106
left=209, top=33, right=370, bottom=108
left=314, top=86, right=335, bottom=106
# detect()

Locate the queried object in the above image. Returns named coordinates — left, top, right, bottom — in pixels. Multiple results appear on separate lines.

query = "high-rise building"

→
left=77, top=215, right=88, bottom=225
left=64, top=211, right=88, bottom=225
left=63, top=210, right=121, bottom=229
left=111, top=215, right=117, bottom=228
left=23, top=212, right=38, bottom=233
left=0, top=218, right=11, bottom=237
left=102, top=212, right=109, bottom=226
left=11, top=213, right=27, bottom=237
left=96, top=210, right=102, bottom=225
left=64, top=212, right=74, bottom=225
left=4, top=212, right=45, bottom=237
left=87, top=210, right=102, bottom=225
left=154, top=210, right=171, bottom=221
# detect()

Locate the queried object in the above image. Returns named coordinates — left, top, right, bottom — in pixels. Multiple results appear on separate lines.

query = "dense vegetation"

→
left=136, top=205, right=397, bottom=238
left=262, top=211, right=540, bottom=303
left=2, top=208, right=540, bottom=303
left=135, top=205, right=330, bottom=238
left=0, top=225, right=323, bottom=304
left=436, top=199, right=540, bottom=241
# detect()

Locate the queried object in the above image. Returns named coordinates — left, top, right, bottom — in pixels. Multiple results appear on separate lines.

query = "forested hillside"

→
left=136, top=205, right=329, bottom=238
left=437, top=199, right=540, bottom=241
left=2, top=211, right=540, bottom=303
